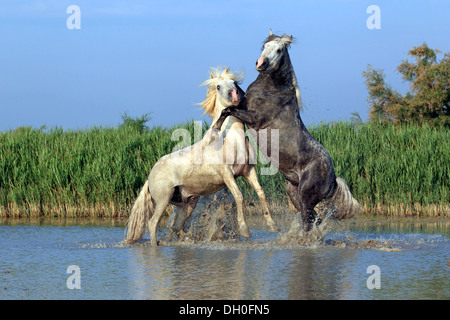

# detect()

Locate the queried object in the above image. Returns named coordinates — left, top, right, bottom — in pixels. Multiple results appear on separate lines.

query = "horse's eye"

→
left=277, top=49, right=282, bottom=54
left=217, top=85, right=221, bottom=91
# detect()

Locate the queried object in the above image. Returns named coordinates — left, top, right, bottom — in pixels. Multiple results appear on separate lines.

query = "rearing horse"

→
left=214, top=32, right=360, bottom=232
left=125, top=67, right=278, bottom=246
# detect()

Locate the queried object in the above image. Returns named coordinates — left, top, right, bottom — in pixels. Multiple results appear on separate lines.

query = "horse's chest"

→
left=248, top=84, right=295, bottom=104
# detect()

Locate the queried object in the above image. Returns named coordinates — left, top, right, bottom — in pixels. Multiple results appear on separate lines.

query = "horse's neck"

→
left=267, top=52, right=302, bottom=111
left=270, top=54, right=295, bottom=88
left=211, top=102, right=225, bottom=125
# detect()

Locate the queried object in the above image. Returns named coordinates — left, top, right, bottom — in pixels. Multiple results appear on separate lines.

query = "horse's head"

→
left=215, top=76, right=243, bottom=108
left=199, top=67, right=244, bottom=117
left=256, top=30, right=294, bottom=73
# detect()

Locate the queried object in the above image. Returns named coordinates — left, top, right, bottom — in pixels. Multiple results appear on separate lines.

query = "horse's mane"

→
left=262, top=32, right=302, bottom=111
left=198, top=67, right=243, bottom=117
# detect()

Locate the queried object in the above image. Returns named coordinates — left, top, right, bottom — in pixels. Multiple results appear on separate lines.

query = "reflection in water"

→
left=128, top=245, right=361, bottom=299
left=0, top=220, right=448, bottom=299
left=129, top=247, right=249, bottom=299
left=126, top=221, right=449, bottom=300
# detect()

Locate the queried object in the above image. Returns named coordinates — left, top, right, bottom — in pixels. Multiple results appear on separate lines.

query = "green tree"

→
left=363, top=43, right=449, bottom=128
left=119, top=112, right=152, bottom=133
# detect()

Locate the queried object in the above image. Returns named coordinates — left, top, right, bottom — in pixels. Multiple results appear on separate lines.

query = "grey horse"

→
left=213, top=31, right=360, bottom=232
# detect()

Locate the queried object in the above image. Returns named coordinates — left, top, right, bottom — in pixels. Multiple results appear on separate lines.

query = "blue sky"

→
left=0, top=0, right=449, bottom=131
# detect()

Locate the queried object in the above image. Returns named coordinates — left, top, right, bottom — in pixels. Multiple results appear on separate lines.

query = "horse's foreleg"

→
left=222, top=169, right=250, bottom=238
left=244, top=166, right=279, bottom=233
left=213, top=108, right=258, bottom=130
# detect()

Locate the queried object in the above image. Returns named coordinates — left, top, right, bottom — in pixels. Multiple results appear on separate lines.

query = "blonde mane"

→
left=198, top=67, right=243, bottom=117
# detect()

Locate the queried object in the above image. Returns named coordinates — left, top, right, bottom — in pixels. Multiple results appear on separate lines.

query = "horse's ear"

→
left=269, top=29, right=273, bottom=36
left=210, top=72, right=214, bottom=79
left=288, top=35, right=294, bottom=45
left=281, top=34, right=294, bottom=47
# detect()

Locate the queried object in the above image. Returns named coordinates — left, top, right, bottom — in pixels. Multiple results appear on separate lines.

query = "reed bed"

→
left=0, top=121, right=448, bottom=218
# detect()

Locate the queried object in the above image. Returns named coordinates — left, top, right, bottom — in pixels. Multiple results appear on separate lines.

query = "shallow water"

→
left=0, top=219, right=448, bottom=299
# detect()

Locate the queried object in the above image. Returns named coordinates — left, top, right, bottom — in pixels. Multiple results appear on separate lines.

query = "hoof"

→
left=267, top=224, right=280, bottom=233
left=167, top=229, right=184, bottom=242
left=239, top=225, right=251, bottom=238
left=123, top=238, right=136, bottom=245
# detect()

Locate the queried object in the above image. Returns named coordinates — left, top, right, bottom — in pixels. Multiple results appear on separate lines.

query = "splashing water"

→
left=162, top=189, right=340, bottom=249
left=164, top=189, right=240, bottom=245
left=159, top=190, right=433, bottom=252
left=276, top=214, right=330, bottom=247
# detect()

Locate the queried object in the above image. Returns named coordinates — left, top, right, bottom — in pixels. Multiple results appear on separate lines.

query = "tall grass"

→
left=0, top=121, right=448, bottom=218
left=308, top=121, right=449, bottom=216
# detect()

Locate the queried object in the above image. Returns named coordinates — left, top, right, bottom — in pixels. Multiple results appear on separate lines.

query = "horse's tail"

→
left=326, top=177, right=360, bottom=220
left=124, top=180, right=154, bottom=244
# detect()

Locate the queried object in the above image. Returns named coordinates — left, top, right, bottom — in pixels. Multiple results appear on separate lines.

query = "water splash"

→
left=165, top=189, right=240, bottom=244
left=132, top=190, right=447, bottom=252
left=161, top=190, right=334, bottom=249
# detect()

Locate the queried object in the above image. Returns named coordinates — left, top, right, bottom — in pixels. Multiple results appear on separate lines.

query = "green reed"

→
left=0, top=120, right=448, bottom=217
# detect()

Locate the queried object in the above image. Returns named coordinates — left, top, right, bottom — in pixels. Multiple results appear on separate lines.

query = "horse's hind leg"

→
left=244, top=166, right=279, bottom=233
left=286, top=180, right=319, bottom=233
left=148, top=187, right=174, bottom=246
left=286, top=181, right=303, bottom=233
left=222, top=168, right=251, bottom=238
left=169, top=197, right=199, bottom=239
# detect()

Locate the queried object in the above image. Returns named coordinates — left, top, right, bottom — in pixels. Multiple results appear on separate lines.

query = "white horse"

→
left=124, top=67, right=278, bottom=246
